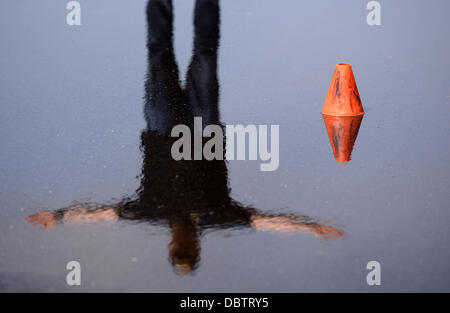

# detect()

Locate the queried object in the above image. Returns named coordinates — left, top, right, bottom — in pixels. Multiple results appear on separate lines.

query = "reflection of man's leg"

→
left=185, top=1, right=229, bottom=205
left=144, top=0, right=183, bottom=133
left=185, top=0, right=220, bottom=126
left=147, top=0, right=173, bottom=50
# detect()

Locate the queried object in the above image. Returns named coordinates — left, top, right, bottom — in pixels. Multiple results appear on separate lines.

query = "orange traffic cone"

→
left=322, top=63, right=364, bottom=116
left=322, top=114, right=363, bottom=163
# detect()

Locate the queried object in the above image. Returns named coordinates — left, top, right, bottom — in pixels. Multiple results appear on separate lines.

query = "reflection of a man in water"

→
left=26, top=0, right=343, bottom=274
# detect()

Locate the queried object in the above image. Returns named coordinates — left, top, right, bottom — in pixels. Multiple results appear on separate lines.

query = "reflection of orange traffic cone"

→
left=322, top=115, right=363, bottom=163
left=322, top=63, right=364, bottom=116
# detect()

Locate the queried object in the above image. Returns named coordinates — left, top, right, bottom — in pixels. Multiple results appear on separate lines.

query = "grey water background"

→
left=0, top=0, right=449, bottom=292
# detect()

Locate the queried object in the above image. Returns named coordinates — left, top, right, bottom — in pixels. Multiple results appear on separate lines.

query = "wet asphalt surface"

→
left=0, top=0, right=449, bottom=292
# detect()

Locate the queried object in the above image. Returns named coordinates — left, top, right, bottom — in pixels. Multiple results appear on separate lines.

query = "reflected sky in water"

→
left=0, top=0, right=450, bottom=292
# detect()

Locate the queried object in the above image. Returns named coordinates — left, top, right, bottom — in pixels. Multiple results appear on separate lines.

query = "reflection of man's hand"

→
left=310, top=223, right=344, bottom=239
left=251, top=215, right=344, bottom=239
left=25, top=211, right=58, bottom=229
left=26, top=206, right=119, bottom=229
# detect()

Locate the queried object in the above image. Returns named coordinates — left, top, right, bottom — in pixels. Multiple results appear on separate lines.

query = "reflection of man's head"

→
left=168, top=219, right=200, bottom=274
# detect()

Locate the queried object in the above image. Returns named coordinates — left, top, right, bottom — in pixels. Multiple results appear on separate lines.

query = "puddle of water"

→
left=0, top=0, right=449, bottom=292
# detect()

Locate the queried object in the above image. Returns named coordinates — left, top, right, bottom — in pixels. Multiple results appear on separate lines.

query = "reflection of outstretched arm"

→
left=25, top=205, right=119, bottom=229
left=250, top=212, right=344, bottom=239
left=26, top=204, right=343, bottom=239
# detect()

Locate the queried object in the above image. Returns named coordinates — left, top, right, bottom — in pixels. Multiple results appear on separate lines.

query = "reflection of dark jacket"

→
left=119, top=0, right=253, bottom=230
left=119, top=131, right=253, bottom=229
